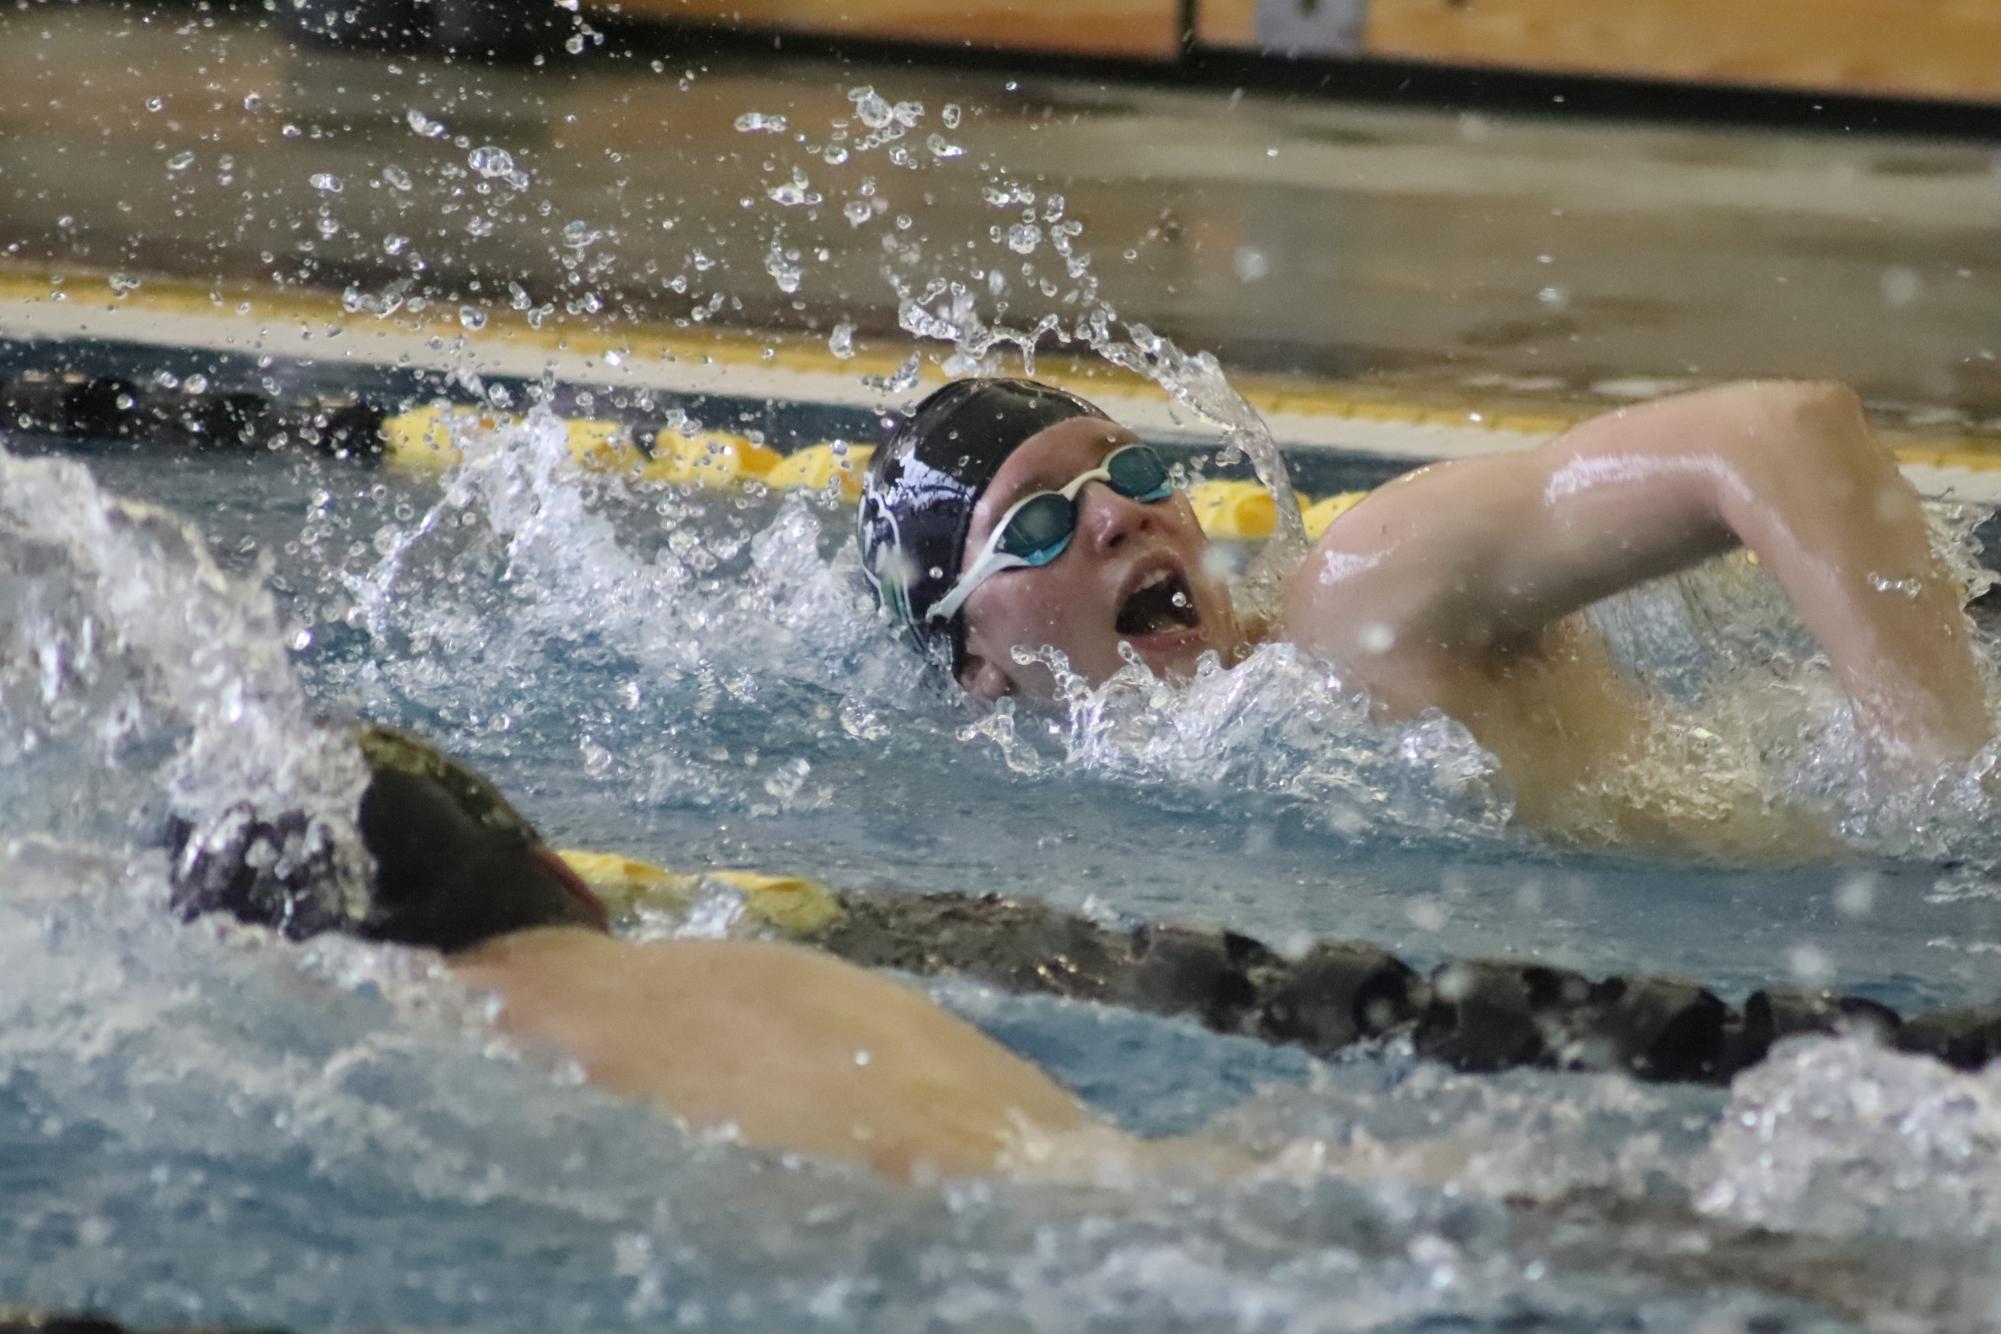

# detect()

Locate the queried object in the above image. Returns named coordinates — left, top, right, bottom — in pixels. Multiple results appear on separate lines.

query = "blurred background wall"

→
left=591, top=0, right=1998, bottom=103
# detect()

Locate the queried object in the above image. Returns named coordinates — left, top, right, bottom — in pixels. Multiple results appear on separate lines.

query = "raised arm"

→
left=1285, top=380, right=1992, bottom=772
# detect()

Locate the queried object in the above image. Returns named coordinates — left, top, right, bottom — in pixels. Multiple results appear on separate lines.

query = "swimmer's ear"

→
left=956, top=651, right=1013, bottom=701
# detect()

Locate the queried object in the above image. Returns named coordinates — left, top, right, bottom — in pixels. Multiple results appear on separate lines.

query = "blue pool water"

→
left=6, top=420, right=2001, bottom=1330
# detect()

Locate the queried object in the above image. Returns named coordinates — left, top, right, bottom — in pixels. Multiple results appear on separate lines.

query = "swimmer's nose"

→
left=1082, top=482, right=1156, bottom=554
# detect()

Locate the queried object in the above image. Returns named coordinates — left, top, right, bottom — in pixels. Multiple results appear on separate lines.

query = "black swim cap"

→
left=856, top=377, right=1108, bottom=663
left=167, top=723, right=609, bottom=951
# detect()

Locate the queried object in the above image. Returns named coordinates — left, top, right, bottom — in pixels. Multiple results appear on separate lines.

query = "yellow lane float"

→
left=381, top=405, right=1368, bottom=538
left=559, top=849, right=844, bottom=937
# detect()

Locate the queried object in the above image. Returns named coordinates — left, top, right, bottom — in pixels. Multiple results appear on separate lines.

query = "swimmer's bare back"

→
left=450, top=927, right=1123, bottom=1182
left=1280, top=380, right=1992, bottom=848
left=170, top=726, right=1137, bottom=1184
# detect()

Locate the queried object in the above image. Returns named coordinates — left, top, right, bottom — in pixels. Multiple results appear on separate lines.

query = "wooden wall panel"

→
left=1361, top=0, right=2001, bottom=104
left=608, top=0, right=1185, bottom=60
left=611, top=0, right=2001, bottom=104
left=1195, top=0, right=1256, bottom=46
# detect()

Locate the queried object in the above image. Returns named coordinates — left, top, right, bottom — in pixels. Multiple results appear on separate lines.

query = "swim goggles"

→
left=925, top=443, right=1175, bottom=624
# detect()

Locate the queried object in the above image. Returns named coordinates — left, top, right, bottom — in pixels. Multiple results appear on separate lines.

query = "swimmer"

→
left=169, top=725, right=1160, bottom=1184
left=857, top=378, right=1994, bottom=851
left=151, top=722, right=2001, bottom=1198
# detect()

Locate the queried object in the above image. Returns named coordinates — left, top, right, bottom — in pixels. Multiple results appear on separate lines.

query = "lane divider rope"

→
left=560, top=848, right=2001, bottom=1085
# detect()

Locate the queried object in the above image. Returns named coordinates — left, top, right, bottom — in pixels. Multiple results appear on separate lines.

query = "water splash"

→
left=341, top=404, right=2001, bottom=864
left=0, top=446, right=372, bottom=916
left=341, top=410, right=1517, bottom=847
left=1086, top=324, right=1308, bottom=618
left=1695, top=1035, right=2001, bottom=1241
left=965, top=642, right=1513, bottom=845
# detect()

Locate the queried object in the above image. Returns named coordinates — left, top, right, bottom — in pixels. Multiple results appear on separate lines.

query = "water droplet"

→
left=1233, top=246, right=1269, bottom=282
left=925, top=134, right=963, bottom=160
left=165, top=150, right=194, bottom=173
left=1866, top=571, right=1924, bottom=598
left=1405, top=897, right=1446, bottom=931
left=1880, top=266, right=1923, bottom=307
left=144, top=96, right=163, bottom=112
left=1537, top=285, right=1570, bottom=310
left=827, top=322, right=855, bottom=359
left=766, top=167, right=820, bottom=207
left=1787, top=942, right=1833, bottom=986
left=848, top=85, right=893, bottom=130
left=458, top=305, right=486, bottom=330
left=242, top=92, right=262, bottom=111
left=1834, top=872, right=1877, bottom=919
left=842, top=199, right=871, bottom=227
left=1005, top=222, right=1041, bottom=254
left=733, top=111, right=788, bottom=133
left=468, top=145, right=515, bottom=178
left=382, top=234, right=408, bottom=255
left=563, top=32, right=585, bottom=54
left=821, top=145, right=848, bottom=166
left=941, top=103, right=961, bottom=129
left=562, top=219, right=602, bottom=249
left=762, top=757, right=811, bottom=802
left=406, top=108, right=447, bottom=138
left=764, top=243, right=802, bottom=294
left=309, top=172, right=343, bottom=193
left=863, top=352, right=922, bottom=394
left=380, top=164, right=413, bottom=191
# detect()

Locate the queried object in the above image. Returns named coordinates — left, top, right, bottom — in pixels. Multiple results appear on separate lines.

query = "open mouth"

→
left=1115, top=567, right=1201, bottom=638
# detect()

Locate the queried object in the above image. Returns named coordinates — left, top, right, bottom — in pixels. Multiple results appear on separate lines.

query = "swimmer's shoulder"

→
left=1271, top=481, right=1437, bottom=664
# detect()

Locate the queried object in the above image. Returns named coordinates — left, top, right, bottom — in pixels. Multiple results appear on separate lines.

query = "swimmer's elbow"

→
left=1703, top=380, right=1875, bottom=504
left=1737, top=380, right=1869, bottom=461
left=1766, top=379, right=1865, bottom=431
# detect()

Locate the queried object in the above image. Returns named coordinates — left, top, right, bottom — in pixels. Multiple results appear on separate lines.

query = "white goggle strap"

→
left=923, top=460, right=1118, bottom=625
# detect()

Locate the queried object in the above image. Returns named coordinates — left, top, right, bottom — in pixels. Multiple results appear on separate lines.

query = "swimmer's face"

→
left=955, top=417, right=1242, bottom=701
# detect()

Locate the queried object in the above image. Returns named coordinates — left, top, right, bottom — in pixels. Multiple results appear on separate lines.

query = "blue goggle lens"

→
left=992, top=446, right=1174, bottom=568
left=997, top=492, right=1077, bottom=565
left=1105, top=445, right=1173, bottom=502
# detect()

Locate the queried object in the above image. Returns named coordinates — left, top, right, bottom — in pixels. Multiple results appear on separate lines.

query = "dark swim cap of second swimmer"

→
left=167, top=723, right=609, bottom=952
left=857, top=377, right=1108, bottom=664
